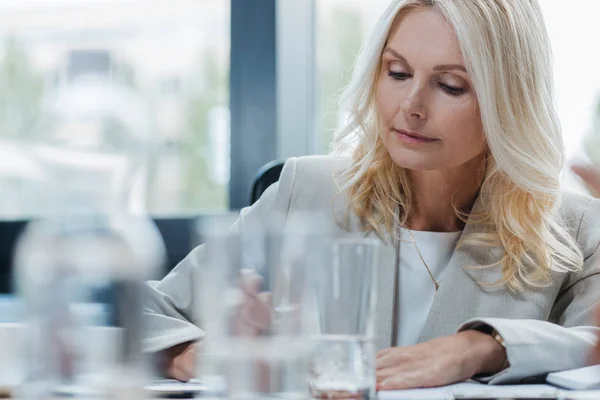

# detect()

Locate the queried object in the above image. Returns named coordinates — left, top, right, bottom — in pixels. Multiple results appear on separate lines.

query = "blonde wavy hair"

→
left=331, top=0, right=583, bottom=291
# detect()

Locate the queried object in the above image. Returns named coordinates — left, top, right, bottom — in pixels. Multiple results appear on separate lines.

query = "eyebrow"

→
left=383, top=47, right=467, bottom=73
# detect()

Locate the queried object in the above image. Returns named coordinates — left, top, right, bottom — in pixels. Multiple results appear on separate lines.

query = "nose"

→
left=402, top=83, right=427, bottom=121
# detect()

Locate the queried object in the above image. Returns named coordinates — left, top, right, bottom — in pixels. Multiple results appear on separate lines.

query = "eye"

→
left=388, top=71, right=410, bottom=81
left=439, top=82, right=467, bottom=96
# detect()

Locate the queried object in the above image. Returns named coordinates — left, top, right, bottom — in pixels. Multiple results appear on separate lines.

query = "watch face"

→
left=492, top=330, right=505, bottom=347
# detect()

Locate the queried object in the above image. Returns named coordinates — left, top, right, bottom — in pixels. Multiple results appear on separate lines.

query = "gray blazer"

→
left=143, top=155, right=600, bottom=384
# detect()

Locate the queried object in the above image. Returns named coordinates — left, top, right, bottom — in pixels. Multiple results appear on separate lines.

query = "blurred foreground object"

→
left=14, top=73, right=165, bottom=399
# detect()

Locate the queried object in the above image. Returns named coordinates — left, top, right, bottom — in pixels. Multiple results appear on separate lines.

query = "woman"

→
left=144, top=0, right=600, bottom=390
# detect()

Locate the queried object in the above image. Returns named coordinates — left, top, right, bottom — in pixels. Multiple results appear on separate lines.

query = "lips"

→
left=394, top=129, right=438, bottom=143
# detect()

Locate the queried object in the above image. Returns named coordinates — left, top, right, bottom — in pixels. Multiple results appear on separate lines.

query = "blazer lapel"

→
left=368, top=230, right=397, bottom=351
left=417, top=195, right=504, bottom=342
left=360, top=197, right=497, bottom=349
left=342, top=197, right=501, bottom=349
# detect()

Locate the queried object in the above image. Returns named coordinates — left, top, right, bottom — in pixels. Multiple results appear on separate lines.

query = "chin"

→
left=387, top=149, right=443, bottom=171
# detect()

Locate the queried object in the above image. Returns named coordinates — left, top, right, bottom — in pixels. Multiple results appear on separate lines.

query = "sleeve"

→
left=458, top=198, right=600, bottom=384
left=142, top=158, right=298, bottom=353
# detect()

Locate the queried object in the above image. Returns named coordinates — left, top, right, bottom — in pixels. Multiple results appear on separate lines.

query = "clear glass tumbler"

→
left=194, top=213, right=318, bottom=399
left=15, top=213, right=164, bottom=400
left=307, top=238, right=379, bottom=400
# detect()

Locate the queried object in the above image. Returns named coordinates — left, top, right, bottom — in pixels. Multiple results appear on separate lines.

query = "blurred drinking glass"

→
left=15, top=213, right=164, bottom=400
left=307, top=238, right=379, bottom=400
left=14, top=70, right=164, bottom=399
left=194, top=212, right=320, bottom=399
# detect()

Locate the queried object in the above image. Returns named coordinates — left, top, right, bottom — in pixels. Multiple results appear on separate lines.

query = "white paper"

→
left=377, top=382, right=560, bottom=399
left=144, top=378, right=209, bottom=393
left=567, top=392, right=600, bottom=400
left=547, top=364, right=600, bottom=390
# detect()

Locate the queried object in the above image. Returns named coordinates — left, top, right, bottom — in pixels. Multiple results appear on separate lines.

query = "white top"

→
left=396, top=228, right=462, bottom=346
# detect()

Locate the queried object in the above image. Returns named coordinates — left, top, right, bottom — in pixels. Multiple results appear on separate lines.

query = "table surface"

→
left=3, top=384, right=600, bottom=400
left=2, top=297, right=598, bottom=399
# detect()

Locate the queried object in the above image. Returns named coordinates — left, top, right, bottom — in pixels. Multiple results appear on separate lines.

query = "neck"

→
left=404, top=152, right=487, bottom=232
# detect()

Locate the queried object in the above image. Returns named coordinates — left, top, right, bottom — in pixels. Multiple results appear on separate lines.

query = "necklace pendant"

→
left=407, top=228, right=441, bottom=295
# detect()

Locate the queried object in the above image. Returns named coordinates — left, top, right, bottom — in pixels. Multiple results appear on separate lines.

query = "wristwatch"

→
left=490, top=328, right=510, bottom=371
left=491, top=328, right=505, bottom=347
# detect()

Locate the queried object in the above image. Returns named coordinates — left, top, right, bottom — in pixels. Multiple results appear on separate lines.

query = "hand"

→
left=161, top=341, right=198, bottom=381
left=571, top=163, right=600, bottom=197
left=231, top=269, right=273, bottom=336
left=161, top=272, right=272, bottom=381
left=376, top=330, right=506, bottom=390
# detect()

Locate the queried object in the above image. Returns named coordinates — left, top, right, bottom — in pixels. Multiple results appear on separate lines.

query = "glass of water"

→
left=307, top=238, right=379, bottom=400
left=194, top=212, right=319, bottom=399
left=14, top=213, right=164, bottom=400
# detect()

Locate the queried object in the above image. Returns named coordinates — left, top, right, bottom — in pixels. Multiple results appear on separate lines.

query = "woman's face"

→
left=377, top=8, right=486, bottom=171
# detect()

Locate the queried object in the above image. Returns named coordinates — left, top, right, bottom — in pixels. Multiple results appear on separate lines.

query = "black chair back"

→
left=249, top=160, right=285, bottom=205
left=0, top=220, right=27, bottom=293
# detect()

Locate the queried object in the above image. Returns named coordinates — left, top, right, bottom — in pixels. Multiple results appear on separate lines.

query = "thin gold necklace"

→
left=407, top=228, right=440, bottom=292
left=400, top=151, right=487, bottom=294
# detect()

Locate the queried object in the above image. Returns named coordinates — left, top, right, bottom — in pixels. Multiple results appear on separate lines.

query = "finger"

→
left=240, top=294, right=272, bottom=329
left=167, top=364, right=193, bottom=382
left=181, top=348, right=197, bottom=379
left=379, top=368, right=432, bottom=391
left=376, top=347, right=394, bottom=359
left=179, top=366, right=194, bottom=382
left=162, top=342, right=195, bottom=380
left=376, top=349, right=410, bottom=370
left=233, top=312, right=260, bottom=336
left=376, top=353, right=395, bottom=370
left=257, top=291, right=272, bottom=306
left=165, top=341, right=192, bottom=359
left=376, top=367, right=398, bottom=383
left=377, top=358, right=425, bottom=378
left=240, top=270, right=263, bottom=294
left=378, top=374, right=413, bottom=391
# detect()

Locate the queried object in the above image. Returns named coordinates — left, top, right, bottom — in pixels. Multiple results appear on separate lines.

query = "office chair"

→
left=0, top=220, right=28, bottom=293
left=249, top=160, right=285, bottom=205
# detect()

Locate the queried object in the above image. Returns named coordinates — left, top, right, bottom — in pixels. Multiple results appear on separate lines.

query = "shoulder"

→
left=251, top=155, right=351, bottom=214
left=238, top=156, right=351, bottom=232
left=559, top=190, right=600, bottom=257
left=242, top=155, right=355, bottom=235
left=286, top=155, right=351, bottom=179
left=281, top=155, right=351, bottom=209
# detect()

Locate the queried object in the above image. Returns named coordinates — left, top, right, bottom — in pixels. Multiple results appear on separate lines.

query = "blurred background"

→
left=0, top=0, right=597, bottom=290
left=0, top=0, right=597, bottom=218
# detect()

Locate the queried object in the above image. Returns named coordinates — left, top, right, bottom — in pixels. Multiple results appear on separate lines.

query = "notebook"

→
left=547, top=364, right=600, bottom=390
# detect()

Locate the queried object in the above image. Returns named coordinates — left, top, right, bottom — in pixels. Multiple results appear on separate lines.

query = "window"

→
left=315, top=0, right=391, bottom=153
left=0, top=0, right=230, bottom=218
left=540, top=1, right=600, bottom=192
